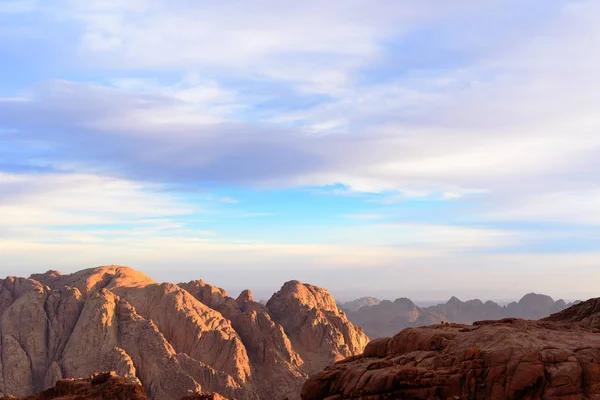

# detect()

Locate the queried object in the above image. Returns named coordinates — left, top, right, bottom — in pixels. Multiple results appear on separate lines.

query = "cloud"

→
left=56, top=0, right=491, bottom=93
left=2, top=0, right=600, bottom=301
left=218, top=196, right=238, bottom=204
left=0, top=172, right=195, bottom=228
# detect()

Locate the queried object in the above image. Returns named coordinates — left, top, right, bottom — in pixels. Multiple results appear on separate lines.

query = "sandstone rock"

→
left=544, top=296, right=600, bottom=330
left=181, top=393, right=232, bottom=400
left=267, top=281, right=369, bottom=374
left=0, top=371, right=148, bottom=400
left=180, top=280, right=306, bottom=400
left=302, top=300, right=600, bottom=399
left=0, top=266, right=368, bottom=400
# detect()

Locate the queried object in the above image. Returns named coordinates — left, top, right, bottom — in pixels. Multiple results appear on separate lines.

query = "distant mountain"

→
left=345, top=293, right=578, bottom=338
left=338, top=297, right=381, bottom=312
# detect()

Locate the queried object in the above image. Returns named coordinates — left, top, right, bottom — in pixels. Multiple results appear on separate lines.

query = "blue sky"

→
left=1, top=0, right=600, bottom=301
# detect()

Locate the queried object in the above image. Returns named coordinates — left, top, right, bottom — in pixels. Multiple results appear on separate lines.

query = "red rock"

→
left=0, top=371, right=147, bottom=400
left=301, top=299, right=600, bottom=399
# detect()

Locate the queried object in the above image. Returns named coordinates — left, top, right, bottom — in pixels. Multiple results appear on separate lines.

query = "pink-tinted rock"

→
left=302, top=299, right=600, bottom=399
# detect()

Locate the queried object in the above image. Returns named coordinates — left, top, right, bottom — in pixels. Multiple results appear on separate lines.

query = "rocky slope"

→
left=266, top=281, right=369, bottom=374
left=302, top=298, right=600, bottom=399
left=0, top=371, right=148, bottom=400
left=347, top=293, right=576, bottom=338
left=0, top=371, right=233, bottom=400
left=0, top=266, right=367, bottom=400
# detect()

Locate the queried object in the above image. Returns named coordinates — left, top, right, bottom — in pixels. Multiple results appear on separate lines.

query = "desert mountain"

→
left=302, top=298, right=600, bottom=399
left=0, top=266, right=368, bottom=400
left=346, top=293, right=576, bottom=338
left=338, top=297, right=381, bottom=312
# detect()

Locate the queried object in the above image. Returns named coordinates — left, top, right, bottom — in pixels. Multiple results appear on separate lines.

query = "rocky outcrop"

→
left=0, top=371, right=147, bottom=400
left=346, top=293, right=576, bottom=338
left=302, top=299, right=600, bottom=399
left=543, top=296, right=600, bottom=330
left=0, top=266, right=367, bottom=400
left=266, top=281, right=369, bottom=374
left=179, top=280, right=306, bottom=400
left=0, top=371, right=235, bottom=400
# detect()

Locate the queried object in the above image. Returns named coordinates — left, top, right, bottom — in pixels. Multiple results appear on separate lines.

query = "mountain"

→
left=0, top=266, right=368, bottom=400
left=302, top=298, right=600, bottom=399
left=345, top=293, right=576, bottom=338
left=338, top=297, right=381, bottom=312
left=345, top=298, right=443, bottom=338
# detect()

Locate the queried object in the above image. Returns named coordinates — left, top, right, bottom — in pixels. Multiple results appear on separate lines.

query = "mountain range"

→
left=340, top=293, right=578, bottom=338
left=0, top=266, right=368, bottom=400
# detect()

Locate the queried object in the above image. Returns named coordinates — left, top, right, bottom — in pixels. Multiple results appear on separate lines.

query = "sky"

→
left=1, top=0, right=600, bottom=302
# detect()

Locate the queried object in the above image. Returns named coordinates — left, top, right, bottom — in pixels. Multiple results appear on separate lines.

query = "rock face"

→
left=0, top=371, right=148, bottom=400
left=302, top=298, right=600, bottom=399
left=266, top=281, right=369, bottom=374
left=178, top=280, right=306, bottom=400
left=347, top=293, right=576, bottom=338
left=543, top=297, right=600, bottom=330
left=0, top=266, right=367, bottom=400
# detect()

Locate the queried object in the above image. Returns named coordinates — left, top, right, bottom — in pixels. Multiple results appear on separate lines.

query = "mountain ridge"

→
left=342, top=292, right=578, bottom=338
left=0, top=265, right=368, bottom=400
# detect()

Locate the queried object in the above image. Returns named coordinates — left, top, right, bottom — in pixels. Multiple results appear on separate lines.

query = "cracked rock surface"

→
left=302, top=298, right=600, bottom=399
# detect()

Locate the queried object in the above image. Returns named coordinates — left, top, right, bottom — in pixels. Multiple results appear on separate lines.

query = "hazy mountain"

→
left=338, top=297, right=381, bottom=312
left=345, top=293, right=577, bottom=338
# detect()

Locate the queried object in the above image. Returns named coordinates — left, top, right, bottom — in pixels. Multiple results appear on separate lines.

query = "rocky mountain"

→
left=302, top=298, right=600, bottom=399
left=0, top=266, right=368, bottom=400
left=346, top=293, right=576, bottom=338
left=338, top=297, right=381, bottom=312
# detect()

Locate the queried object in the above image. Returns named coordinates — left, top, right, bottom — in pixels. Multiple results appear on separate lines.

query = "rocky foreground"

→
left=0, top=266, right=368, bottom=400
left=302, top=297, right=600, bottom=399
left=0, top=371, right=231, bottom=400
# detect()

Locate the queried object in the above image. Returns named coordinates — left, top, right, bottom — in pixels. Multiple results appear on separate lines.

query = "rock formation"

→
left=0, top=371, right=147, bottom=400
left=346, top=293, right=576, bottom=338
left=302, top=298, right=600, bottom=399
left=266, top=281, right=369, bottom=373
left=0, top=266, right=367, bottom=400
left=0, top=371, right=234, bottom=400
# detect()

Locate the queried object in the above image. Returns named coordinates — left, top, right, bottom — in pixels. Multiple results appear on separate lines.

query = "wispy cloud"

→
left=1, top=0, right=600, bottom=298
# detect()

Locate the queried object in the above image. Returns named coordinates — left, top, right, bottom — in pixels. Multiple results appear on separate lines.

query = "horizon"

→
left=1, top=263, right=587, bottom=305
left=2, top=1, right=600, bottom=300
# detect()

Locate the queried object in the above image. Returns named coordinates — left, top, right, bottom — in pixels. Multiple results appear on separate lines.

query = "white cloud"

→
left=0, top=172, right=195, bottom=228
